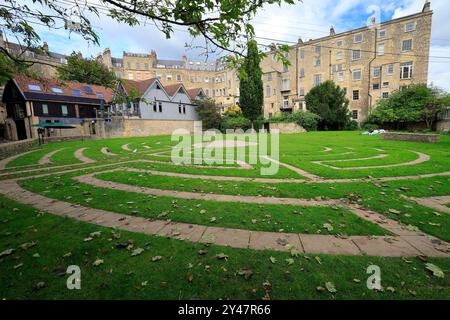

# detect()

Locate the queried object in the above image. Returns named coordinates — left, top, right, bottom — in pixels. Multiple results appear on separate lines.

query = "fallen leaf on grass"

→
left=131, top=248, right=145, bottom=256
left=325, top=282, right=337, bottom=293
left=93, top=258, right=104, bottom=266
left=0, top=248, right=15, bottom=258
left=285, top=258, right=295, bottom=265
left=216, top=253, right=229, bottom=260
left=323, top=223, right=334, bottom=232
left=425, top=263, right=444, bottom=278
left=237, top=268, right=253, bottom=280
left=151, top=256, right=162, bottom=262
left=269, top=257, right=277, bottom=264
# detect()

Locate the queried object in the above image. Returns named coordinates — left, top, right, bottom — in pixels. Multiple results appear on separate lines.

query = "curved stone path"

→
left=0, top=149, right=40, bottom=170
left=74, top=148, right=96, bottom=164
left=38, top=148, right=66, bottom=165
left=0, top=179, right=448, bottom=257
left=101, top=147, right=117, bottom=156
left=314, top=151, right=430, bottom=170
left=405, top=195, right=450, bottom=214
left=121, top=144, right=132, bottom=152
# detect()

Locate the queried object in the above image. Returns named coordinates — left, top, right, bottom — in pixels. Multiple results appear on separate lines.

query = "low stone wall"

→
left=104, top=118, right=198, bottom=137
left=0, top=138, right=38, bottom=160
left=382, top=132, right=440, bottom=143
left=436, top=120, right=450, bottom=132
left=269, top=122, right=306, bottom=134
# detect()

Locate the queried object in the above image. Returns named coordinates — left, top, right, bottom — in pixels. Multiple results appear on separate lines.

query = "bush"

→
left=269, top=111, right=320, bottom=131
left=195, top=98, right=222, bottom=130
left=220, top=115, right=252, bottom=131
left=361, top=123, right=379, bottom=131
left=344, top=120, right=359, bottom=131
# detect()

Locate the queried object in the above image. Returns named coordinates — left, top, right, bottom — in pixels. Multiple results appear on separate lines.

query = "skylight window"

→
left=81, top=86, right=94, bottom=94
left=96, top=93, right=104, bottom=99
left=71, top=89, right=82, bottom=96
left=27, top=84, right=41, bottom=91
left=50, top=87, right=64, bottom=94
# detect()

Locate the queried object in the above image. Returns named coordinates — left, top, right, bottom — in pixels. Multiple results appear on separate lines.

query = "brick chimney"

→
left=423, top=0, right=431, bottom=12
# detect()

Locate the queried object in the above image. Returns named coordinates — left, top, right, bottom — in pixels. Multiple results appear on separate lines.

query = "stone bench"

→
left=382, top=132, right=440, bottom=143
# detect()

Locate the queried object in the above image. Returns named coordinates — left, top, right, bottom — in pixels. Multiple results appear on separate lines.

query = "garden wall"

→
left=103, top=117, right=199, bottom=138
left=436, top=120, right=450, bottom=132
left=382, top=132, right=440, bottom=143
left=269, top=122, right=306, bottom=134
left=0, top=138, right=37, bottom=160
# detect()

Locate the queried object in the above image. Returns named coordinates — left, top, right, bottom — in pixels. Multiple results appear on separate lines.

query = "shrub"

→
left=344, top=120, right=359, bottom=131
left=195, top=98, right=222, bottom=130
left=361, top=123, right=379, bottom=131
left=269, top=111, right=320, bottom=131
left=221, top=115, right=252, bottom=131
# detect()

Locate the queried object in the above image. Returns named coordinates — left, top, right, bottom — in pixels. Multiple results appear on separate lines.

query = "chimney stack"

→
left=423, top=0, right=431, bottom=12
left=43, top=42, right=49, bottom=52
left=298, top=37, right=304, bottom=45
left=330, top=26, right=335, bottom=36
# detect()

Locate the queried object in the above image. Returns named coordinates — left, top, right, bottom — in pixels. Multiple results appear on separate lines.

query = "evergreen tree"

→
left=239, top=40, right=263, bottom=126
left=305, top=80, right=351, bottom=130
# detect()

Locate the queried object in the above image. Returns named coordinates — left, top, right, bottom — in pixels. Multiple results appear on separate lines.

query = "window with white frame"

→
left=405, top=22, right=416, bottom=32
left=352, top=90, right=360, bottom=101
left=313, top=74, right=322, bottom=86
left=267, top=73, right=272, bottom=81
left=315, top=45, right=321, bottom=55
left=283, top=96, right=289, bottom=109
left=352, top=69, right=362, bottom=81
left=314, top=58, right=321, bottom=66
left=176, top=74, right=182, bottom=81
left=265, top=85, right=271, bottom=97
left=387, top=64, right=394, bottom=75
left=400, top=62, right=413, bottom=79
left=338, top=72, right=344, bottom=82
left=299, top=68, right=305, bottom=78
left=352, top=50, right=361, bottom=60
left=167, top=74, right=173, bottom=81
left=128, top=72, right=134, bottom=80
left=158, top=102, right=162, bottom=112
left=378, top=44, right=385, bottom=56
left=402, top=39, right=413, bottom=51
left=379, top=29, right=386, bottom=38
left=336, top=51, right=343, bottom=60
left=300, top=49, right=305, bottom=59
left=354, top=34, right=363, bottom=43
left=300, top=88, right=305, bottom=96
left=336, top=40, right=343, bottom=47
left=383, top=82, right=390, bottom=88
left=373, top=67, right=381, bottom=78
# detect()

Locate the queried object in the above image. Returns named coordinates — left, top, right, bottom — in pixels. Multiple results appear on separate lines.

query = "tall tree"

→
left=0, top=0, right=293, bottom=81
left=305, top=80, right=351, bottom=131
left=239, top=39, right=263, bottom=126
left=57, top=52, right=116, bottom=87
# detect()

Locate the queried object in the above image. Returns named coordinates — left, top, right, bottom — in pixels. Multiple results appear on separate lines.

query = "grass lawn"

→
left=0, top=131, right=449, bottom=299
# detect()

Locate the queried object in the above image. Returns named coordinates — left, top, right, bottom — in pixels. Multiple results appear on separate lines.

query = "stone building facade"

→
left=97, top=49, right=240, bottom=112
left=261, top=1, right=433, bottom=122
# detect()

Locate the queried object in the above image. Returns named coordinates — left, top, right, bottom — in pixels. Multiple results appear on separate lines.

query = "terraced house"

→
left=261, top=1, right=433, bottom=122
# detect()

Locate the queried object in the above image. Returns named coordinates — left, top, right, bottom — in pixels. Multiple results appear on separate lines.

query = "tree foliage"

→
left=0, top=0, right=294, bottom=80
left=57, top=52, right=116, bottom=87
left=239, top=40, right=263, bottom=124
left=195, top=98, right=222, bottom=130
left=305, top=80, right=351, bottom=130
left=269, top=111, right=320, bottom=131
left=367, top=84, right=448, bottom=130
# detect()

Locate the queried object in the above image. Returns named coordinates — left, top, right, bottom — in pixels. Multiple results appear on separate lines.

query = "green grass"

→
left=19, top=173, right=387, bottom=236
left=1, top=131, right=449, bottom=300
left=1, top=196, right=449, bottom=300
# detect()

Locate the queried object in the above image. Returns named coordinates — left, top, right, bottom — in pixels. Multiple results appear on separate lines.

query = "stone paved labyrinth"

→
left=0, top=134, right=449, bottom=259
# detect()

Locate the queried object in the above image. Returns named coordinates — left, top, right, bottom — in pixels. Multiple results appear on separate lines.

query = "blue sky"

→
left=12, top=0, right=450, bottom=90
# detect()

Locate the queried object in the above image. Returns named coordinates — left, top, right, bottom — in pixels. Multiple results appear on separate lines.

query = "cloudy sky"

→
left=14, top=0, right=450, bottom=90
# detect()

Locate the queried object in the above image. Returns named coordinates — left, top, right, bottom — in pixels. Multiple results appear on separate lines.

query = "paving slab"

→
left=249, top=231, right=303, bottom=252
left=402, top=236, right=450, bottom=258
left=352, top=236, right=421, bottom=257
left=157, top=222, right=207, bottom=242
left=200, top=227, right=250, bottom=249
left=300, top=234, right=361, bottom=255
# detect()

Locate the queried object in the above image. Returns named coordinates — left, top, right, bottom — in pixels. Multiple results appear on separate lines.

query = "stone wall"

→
left=382, top=132, right=440, bottom=143
left=436, top=120, right=450, bottom=133
left=0, top=138, right=37, bottom=160
left=269, top=122, right=306, bottom=134
left=103, top=117, right=198, bottom=137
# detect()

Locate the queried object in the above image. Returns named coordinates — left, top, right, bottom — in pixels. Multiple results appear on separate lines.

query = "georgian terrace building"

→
left=261, top=0, right=433, bottom=122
